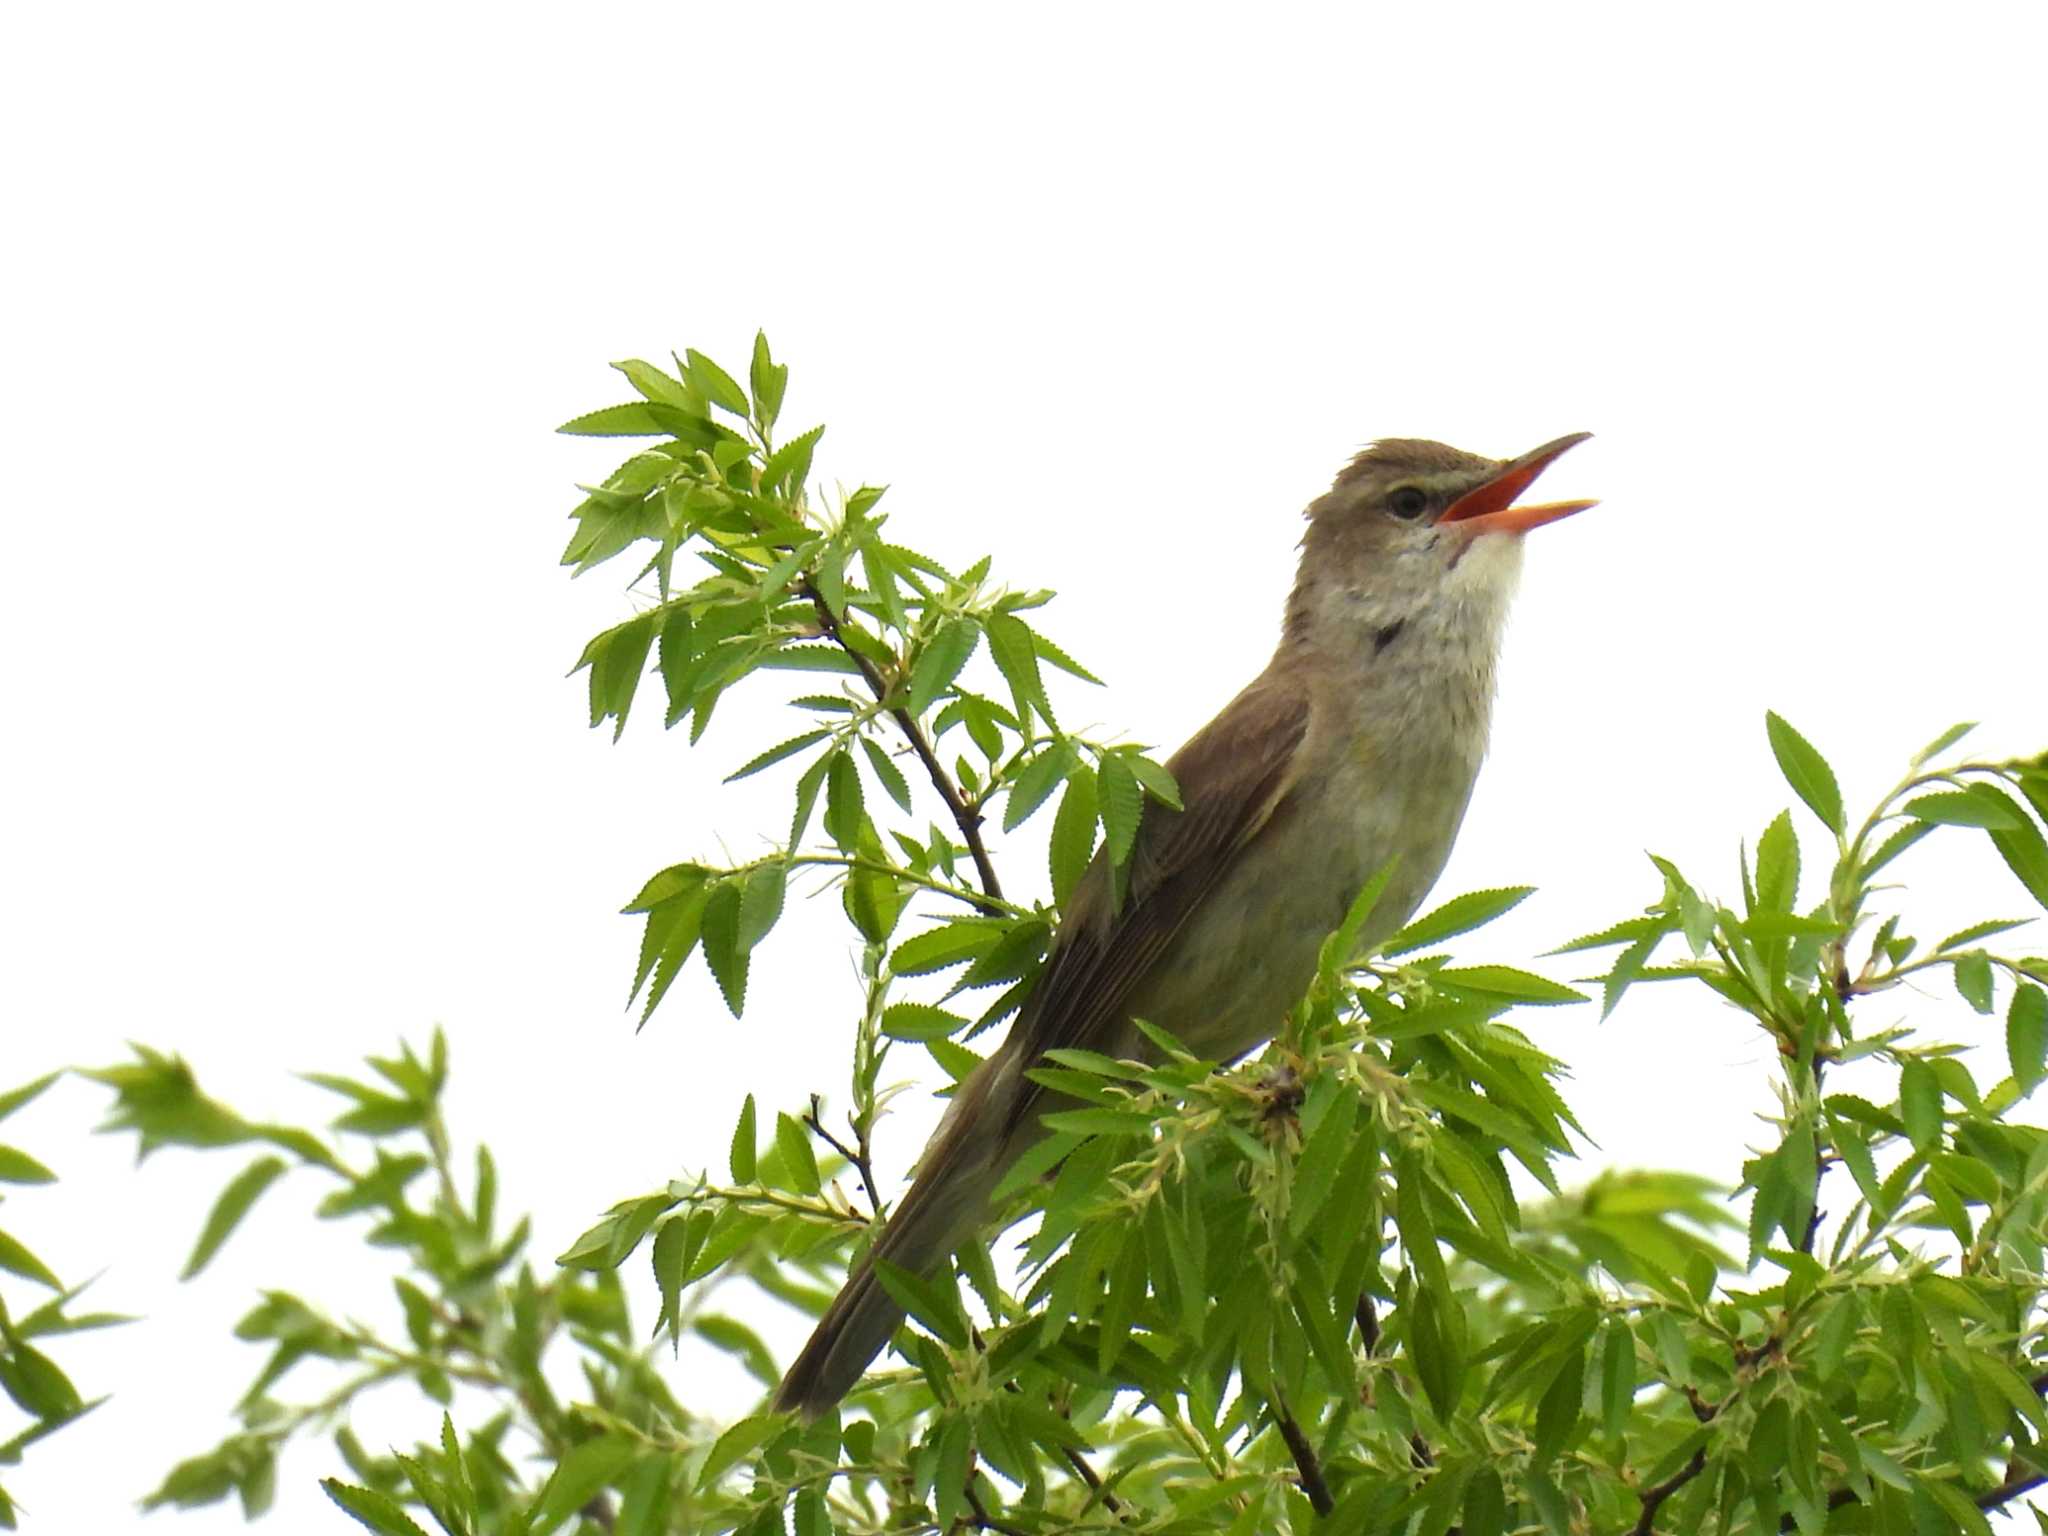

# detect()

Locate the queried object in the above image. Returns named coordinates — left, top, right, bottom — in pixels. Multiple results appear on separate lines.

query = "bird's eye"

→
left=1387, top=487, right=1429, bottom=520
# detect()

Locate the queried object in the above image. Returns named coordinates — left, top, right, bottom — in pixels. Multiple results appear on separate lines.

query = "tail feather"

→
left=773, top=1064, right=1009, bottom=1418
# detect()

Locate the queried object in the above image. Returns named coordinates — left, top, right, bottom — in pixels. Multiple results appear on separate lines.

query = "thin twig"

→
left=804, top=1093, right=883, bottom=1219
left=1271, top=1394, right=1334, bottom=1516
left=799, top=578, right=1004, bottom=911
left=1059, top=1442, right=1122, bottom=1516
left=1354, top=1294, right=1381, bottom=1354
left=965, top=1485, right=1035, bottom=1536
left=1631, top=1447, right=1707, bottom=1535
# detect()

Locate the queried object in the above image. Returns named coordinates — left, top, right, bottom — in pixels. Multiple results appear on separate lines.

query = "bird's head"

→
left=1290, top=432, right=1595, bottom=651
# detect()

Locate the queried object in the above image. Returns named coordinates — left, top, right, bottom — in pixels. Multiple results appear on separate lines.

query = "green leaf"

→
left=1432, top=966, right=1585, bottom=1004
left=824, top=748, right=865, bottom=850
left=1912, top=721, right=1977, bottom=765
left=736, top=861, right=787, bottom=952
left=908, top=618, right=981, bottom=719
left=891, top=920, right=1001, bottom=976
left=0, top=1074, right=59, bottom=1126
left=1904, top=789, right=2024, bottom=829
left=774, top=1112, right=822, bottom=1196
left=859, top=735, right=913, bottom=813
left=762, top=424, right=825, bottom=496
left=749, top=331, right=787, bottom=435
left=611, top=356, right=693, bottom=407
left=1765, top=712, right=1844, bottom=834
left=1030, top=627, right=1101, bottom=685
left=182, top=1155, right=288, bottom=1279
left=1900, top=1059, right=1942, bottom=1152
left=700, top=882, right=748, bottom=1017
left=2009, top=984, right=2047, bottom=1092
left=985, top=613, right=1050, bottom=727
left=881, top=1003, right=968, bottom=1042
left=725, top=729, right=832, bottom=783
left=1001, top=744, right=1071, bottom=832
left=1096, top=753, right=1144, bottom=867
left=1989, top=811, right=2048, bottom=912
left=873, top=1261, right=969, bottom=1348
left=1049, top=765, right=1099, bottom=906
left=1754, top=809, right=1800, bottom=913
left=697, top=1415, right=779, bottom=1490
left=730, top=1095, right=757, bottom=1183
left=321, top=1480, right=431, bottom=1536
left=1952, top=950, right=1995, bottom=1014
left=0, top=1229, right=62, bottom=1290
left=0, top=1146, right=55, bottom=1185
left=557, top=401, right=705, bottom=438
left=1384, top=887, right=1534, bottom=957
left=682, top=348, right=749, bottom=416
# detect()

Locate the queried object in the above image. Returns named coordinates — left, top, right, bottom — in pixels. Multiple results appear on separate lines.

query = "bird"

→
left=772, top=432, right=1597, bottom=1418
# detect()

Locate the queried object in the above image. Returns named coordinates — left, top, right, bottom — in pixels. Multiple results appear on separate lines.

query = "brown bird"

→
left=773, top=433, right=1596, bottom=1417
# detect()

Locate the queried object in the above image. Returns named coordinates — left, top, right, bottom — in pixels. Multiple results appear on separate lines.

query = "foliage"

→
left=34, top=339, right=2048, bottom=1533
left=0, top=1074, right=122, bottom=1530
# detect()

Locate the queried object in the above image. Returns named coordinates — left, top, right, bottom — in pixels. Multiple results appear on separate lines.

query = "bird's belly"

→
left=1121, top=747, right=1481, bottom=1061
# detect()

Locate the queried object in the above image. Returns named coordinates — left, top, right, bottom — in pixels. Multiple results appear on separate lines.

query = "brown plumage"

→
left=772, top=433, right=1594, bottom=1418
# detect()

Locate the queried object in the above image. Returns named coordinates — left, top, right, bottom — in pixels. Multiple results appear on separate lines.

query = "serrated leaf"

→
left=736, top=861, right=787, bottom=952
left=1912, top=721, right=1978, bottom=765
left=1001, top=744, right=1071, bottom=832
left=774, top=1112, right=821, bottom=1196
left=1049, top=765, right=1099, bottom=906
left=611, top=357, right=693, bottom=407
left=1096, top=753, right=1143, bottom=867
left=1952, top=950, right=1995, bottom=1014
left=682, top=348, right=749, bottom=416
left=985, top=612, right=1050, bottom=728
left=1384, top=886, right=1535, bottom=957
left=1990, top=812, right=2048, bottom=912
left=1765, top=712, right=1844, bottom=835
left=1905, top=789, right=2024, bottom=829
left=859, top=735, right=913, bottom=813
left=891, top=920, right=1001, bottom=976
left=872, top=1261, right=969, bottom=1348
left=182, top=1155, right=288, bottom=1279
left=700, top=882, right=748, bottom=1017
left=1029, top=627, right=1101, bottom=685
left=762, top=424, right=825, bottom=496
left=696, top=1414, right=779, bottom=1490
left=1900, top=1059, right=1942, bottom=1151
left=725, top=729, right=832, bottom=783
left=749, top=331, right=787, bottom=435
left=907, top=618, right=980, bottom=720
left=730, top=1095, right=757, bottom=1183
left=321, top=1480, right=432, bottom=1536
left=1433, top=965, right=1585, bottom=1004
left=557, top=401, right=705, bottom=438
left=2009, top=984, right=2047, bottom=1092
left=881, top=1004, right=968, bottom=1041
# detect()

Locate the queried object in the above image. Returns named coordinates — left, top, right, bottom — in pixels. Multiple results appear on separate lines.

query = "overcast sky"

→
left=5, top=5, right=2046, bottom=1529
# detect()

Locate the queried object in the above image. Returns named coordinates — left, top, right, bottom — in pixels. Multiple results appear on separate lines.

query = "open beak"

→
left=1439, top=431, right=1597, bottom=538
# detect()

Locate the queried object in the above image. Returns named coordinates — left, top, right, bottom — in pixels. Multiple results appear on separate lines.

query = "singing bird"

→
left=773, top=433, right=1597, bottom=1417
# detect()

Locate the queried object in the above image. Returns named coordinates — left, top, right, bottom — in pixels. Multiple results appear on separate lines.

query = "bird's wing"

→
left=1002, top=673, right=1313, bottom=1133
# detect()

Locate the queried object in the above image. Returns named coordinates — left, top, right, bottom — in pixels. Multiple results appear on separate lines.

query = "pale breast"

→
left=1121, top=694, right=1488, bottom=1062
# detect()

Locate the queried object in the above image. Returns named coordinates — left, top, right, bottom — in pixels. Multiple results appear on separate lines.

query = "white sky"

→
left=5, top=4, right=2046, bottom=1530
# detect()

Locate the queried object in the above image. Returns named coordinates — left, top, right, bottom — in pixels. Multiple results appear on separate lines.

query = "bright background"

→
left=5, top=4, right=2046, bottom=1529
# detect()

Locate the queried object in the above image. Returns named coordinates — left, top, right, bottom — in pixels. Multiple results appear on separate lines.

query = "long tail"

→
left=773, top=1063, right=1008, bottom=1419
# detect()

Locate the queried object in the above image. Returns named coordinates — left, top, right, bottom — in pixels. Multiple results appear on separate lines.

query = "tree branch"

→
left=804, top=1093, right=882, bottom=1219
left=1271, top=1395, right=1334, bottom=1516
left=1630, top=1447, right=1707, bottom=1536
left=799, top=579, right=1004, bottom=911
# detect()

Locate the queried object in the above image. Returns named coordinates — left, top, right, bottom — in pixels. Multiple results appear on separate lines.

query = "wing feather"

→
left=1001, top=675, right=1313, bottom=1132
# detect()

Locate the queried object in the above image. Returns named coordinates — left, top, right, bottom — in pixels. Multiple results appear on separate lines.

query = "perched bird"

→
left=773, top=433, right=1597, bottom=1417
